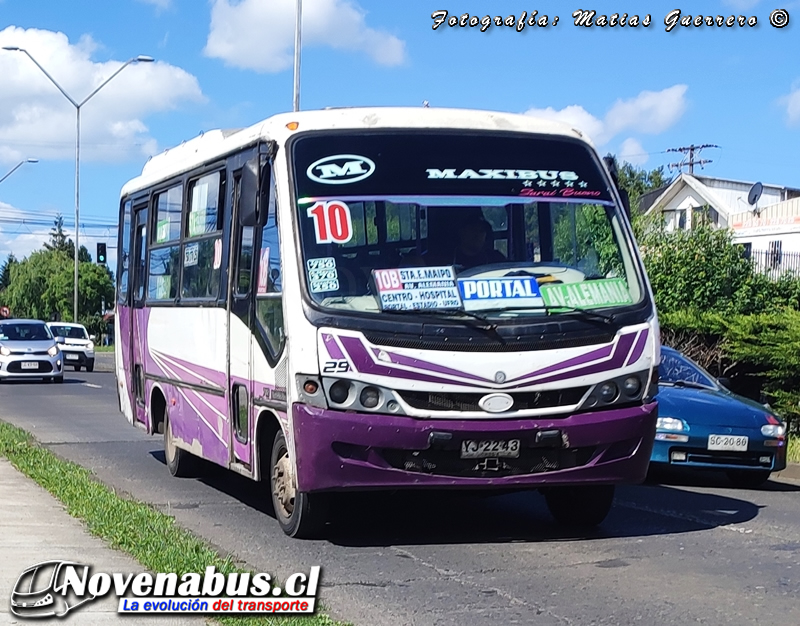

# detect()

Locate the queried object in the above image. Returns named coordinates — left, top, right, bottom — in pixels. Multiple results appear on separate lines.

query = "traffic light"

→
left=96, top=242, right=107, bottom=264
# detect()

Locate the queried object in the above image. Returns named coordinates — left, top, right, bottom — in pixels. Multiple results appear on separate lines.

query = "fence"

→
left=747, top=248, right=800, bottom=277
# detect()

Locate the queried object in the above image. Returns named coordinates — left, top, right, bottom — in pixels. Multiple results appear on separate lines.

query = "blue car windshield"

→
left=659, top=351, right=716, bottom=388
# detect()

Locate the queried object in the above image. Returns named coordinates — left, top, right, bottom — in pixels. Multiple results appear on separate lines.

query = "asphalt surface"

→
left=1, top=369, right=800, bottom=626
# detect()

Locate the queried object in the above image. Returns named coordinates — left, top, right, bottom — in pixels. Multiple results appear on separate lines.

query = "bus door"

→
left=229, top=153, right=285, bottom=473
left=230, top=188, right=256, bottom=470
left=116, top=199, right=135, bottom=425
left=130, top=202, right=149, bottom=428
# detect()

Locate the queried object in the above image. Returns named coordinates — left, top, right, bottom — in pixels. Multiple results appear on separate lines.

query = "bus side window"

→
left=236, top=226, right=255, bottom=295
left=232, top=384, right=249, bottom=444
left=255, top=171, right=284, bottom=360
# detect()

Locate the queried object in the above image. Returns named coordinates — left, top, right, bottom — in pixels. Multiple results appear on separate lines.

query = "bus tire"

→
left=269, top=430, right=328, bottom=539
left=164, top=409, right=199, bottom=478
left=544, top=485, right=615, bottom=528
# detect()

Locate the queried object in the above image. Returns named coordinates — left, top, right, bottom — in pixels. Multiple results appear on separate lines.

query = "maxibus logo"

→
left=306, top=154, right=376, bottom=184
left=10, top=561, right=321, bottom=618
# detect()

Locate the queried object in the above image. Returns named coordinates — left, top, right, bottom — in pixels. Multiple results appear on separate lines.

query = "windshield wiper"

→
left=387, top=308, right=501, bottom=334
left=665, top=380, right=714, bottom=390
left=478, top=305, right=616, bottom=324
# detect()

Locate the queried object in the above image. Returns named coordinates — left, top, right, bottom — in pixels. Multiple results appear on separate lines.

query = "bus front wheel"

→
left=543, top=485, right=615, bottom=528
left=269, top=430, right=328, bottom=539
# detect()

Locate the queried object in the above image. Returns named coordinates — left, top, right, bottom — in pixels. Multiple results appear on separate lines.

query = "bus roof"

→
left=120, top=107, right=593, bottom=197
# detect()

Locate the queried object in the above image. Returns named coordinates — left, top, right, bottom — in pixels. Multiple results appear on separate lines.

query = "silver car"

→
left=0, top=319, right=63, bottom=383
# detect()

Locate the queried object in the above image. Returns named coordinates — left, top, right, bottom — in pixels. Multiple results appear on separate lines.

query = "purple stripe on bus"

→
left=505, top=343, right=615, bottom=384
left=527, top=332, right=637, bottom=385
left=369, top=347, right=491, bottom=383
left=338, top=336, right=477, bottom=386
left=322, top=333, right=345, bottom=360
left=625, top=329, right=649, bottom=367
left=354, top=331, right=629, bottom=387
left=150, top=351, right=228, bottom=389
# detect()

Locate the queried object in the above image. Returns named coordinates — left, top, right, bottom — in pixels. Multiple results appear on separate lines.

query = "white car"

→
left=47, top=322, right=95, bottom=372
left=0, top=319, right=64, bottom=383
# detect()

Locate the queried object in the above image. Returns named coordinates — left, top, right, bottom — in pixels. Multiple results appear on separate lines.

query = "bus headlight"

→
left=320, top=378, right=406, bottom=414
left=359, top=386, right=381, bottom=409
left=599, top=382, right=618, bottom=402
left=328, top=380, right=352, bottom=404
left=622, top=376, right=641, bottom=396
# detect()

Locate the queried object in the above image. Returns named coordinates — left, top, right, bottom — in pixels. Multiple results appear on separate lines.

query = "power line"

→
left=667, top=144, right=719, bottom=175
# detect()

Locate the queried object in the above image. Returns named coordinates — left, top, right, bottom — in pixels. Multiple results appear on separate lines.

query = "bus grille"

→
left=379, top=446, right=597, bottom=478
left=397, top=387, right=589, bottom=413
left=362, top=332, right=614, bottom=352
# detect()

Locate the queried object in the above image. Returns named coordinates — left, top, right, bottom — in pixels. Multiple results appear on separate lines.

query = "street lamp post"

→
left=2, top=47, right=154, bottom=323
left=0, top=158, right=38, bottom=185
left=293, top=0, right=302, bottom=112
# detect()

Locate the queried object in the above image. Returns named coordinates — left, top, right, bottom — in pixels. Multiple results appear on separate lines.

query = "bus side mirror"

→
left=603, top=155, right=631, bottom=220
left=239, top=159, right=260, bottom=227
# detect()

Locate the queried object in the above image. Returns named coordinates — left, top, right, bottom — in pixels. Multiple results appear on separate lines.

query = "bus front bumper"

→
left=293, top=401, right=658, bottom=492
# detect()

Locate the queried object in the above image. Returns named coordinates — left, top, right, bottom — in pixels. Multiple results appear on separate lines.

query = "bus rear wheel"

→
left=269, top=430, right=328, bottom=539
left=164, top=409, right=199, bottom=478
left=543, top=485, right=615, bottom=528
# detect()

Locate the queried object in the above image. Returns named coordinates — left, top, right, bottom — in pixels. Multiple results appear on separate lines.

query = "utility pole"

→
left=667, top=144, right=718, bottom=175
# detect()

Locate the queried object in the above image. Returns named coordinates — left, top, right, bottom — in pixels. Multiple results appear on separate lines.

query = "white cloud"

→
left=525, top=85, right=688, bottom=146
left=0, top=26, right=204, bottom=164
left=618, top=138, right=649, bottom=166
left=782, top=84, right=800, bottom=126
left=205, top=0, right=406, bottom=73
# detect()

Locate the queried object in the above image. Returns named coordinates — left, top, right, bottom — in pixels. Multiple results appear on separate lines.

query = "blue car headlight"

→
left=761, top=424, right=786, bottom=438
left=655, top=416, right=689, bottom=442
left=656, top=417, right=688, bottom=431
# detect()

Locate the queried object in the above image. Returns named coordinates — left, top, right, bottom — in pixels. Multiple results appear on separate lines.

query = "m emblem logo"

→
left=306, top=154, right=376, bottom=185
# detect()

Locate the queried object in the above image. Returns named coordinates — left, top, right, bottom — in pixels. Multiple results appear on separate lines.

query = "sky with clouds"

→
left=0, top=0, right=797, bottom=265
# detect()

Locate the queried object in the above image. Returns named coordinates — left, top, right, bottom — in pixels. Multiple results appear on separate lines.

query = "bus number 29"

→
left=323, top=360, right=350, bottom=373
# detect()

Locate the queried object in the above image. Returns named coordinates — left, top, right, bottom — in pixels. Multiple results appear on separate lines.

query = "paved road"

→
left=1, top=372, right=799, bottom=626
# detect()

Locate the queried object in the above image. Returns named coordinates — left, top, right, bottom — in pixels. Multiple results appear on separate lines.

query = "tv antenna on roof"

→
left=748, top=181, right=763, bottom=216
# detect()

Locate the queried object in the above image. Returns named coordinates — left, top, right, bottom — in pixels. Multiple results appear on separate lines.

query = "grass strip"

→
left=0, top=420, right=344, bottom=626
left=788, top=436, right=800, bottom=465
left=94, top=345, right=115, bottom=352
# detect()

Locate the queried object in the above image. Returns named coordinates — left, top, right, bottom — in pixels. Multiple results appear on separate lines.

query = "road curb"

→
left=776, top=463, right=800, bottom=481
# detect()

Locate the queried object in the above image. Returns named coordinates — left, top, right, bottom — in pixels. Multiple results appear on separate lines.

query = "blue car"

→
left=651, top=346, right=788, bottom=488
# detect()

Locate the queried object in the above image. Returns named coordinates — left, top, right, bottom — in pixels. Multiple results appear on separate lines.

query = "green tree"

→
left=0, top=253, right=18, bottom=291
left=3, top=248, right=113, bottom=323
left=43, top=214, right=92, bottom=263
left=639, top=222, right=758, bottom=315
left=615, top=159, right=669, bottom=213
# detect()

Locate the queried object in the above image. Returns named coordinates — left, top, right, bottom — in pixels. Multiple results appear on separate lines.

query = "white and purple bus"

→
left=115, top=107, right=660, bottom=538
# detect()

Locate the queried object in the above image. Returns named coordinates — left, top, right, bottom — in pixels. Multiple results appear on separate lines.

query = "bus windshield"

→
left=292, top=131, right=643, bottom=317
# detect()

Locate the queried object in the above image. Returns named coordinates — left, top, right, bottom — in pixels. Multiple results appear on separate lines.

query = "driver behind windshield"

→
left=418, top=211, right=506, bottom=270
